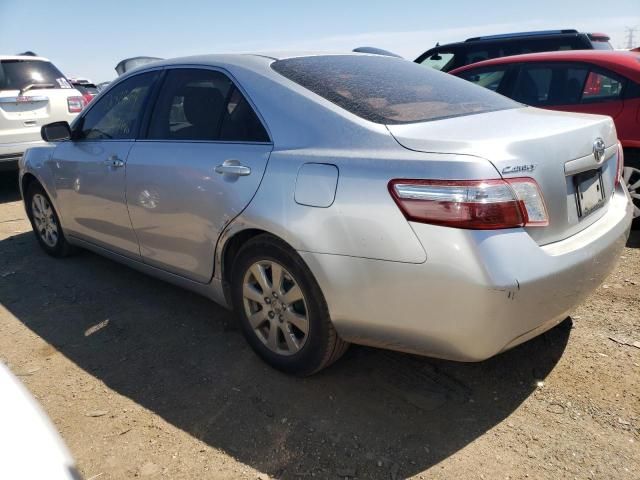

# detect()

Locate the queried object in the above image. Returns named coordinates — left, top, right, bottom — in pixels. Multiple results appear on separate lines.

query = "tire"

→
left=623, top=148, right=640, bottom=230
left=230, top=234, right=348, bottom=376
left=25, top=182, right=74, bottom=257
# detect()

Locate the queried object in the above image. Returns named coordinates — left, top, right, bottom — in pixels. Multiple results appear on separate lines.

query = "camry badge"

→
left=593, top=138, right=606, bottom=163
left=502, top=164, right=536, bottom=175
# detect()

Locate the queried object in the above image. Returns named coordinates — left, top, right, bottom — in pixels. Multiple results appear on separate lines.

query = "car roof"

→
left=450, top=50, right=640, bottom=81
left=0, top=55, right=51, bottom=62
left=424, top=29, right=590, bottom=51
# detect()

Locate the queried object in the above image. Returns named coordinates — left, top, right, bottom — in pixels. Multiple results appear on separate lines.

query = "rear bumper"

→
left=300, top=187, right=632, bottom=361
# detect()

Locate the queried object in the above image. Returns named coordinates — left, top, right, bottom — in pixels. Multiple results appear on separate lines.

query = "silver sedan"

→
left=20, top=53, right=632, bottom=375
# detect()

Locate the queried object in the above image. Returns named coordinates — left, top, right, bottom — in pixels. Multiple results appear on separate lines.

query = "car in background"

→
left=21, top=53, right=631, bottom=375
left=0, top=55, right=84, bottom=171
left=415, top=29, right=612, bottom=72
left=450, top=50, right=640, bottom=224
left=68, top=78, right=99, bottom=105
left=0, top=363, right=81, bottom=479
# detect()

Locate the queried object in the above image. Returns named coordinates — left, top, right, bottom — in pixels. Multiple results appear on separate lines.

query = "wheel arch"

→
left=217, top=226, right=308, bottom=303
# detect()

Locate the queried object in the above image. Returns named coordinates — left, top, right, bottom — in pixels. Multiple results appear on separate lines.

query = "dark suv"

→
left=415, top=29, right=612, bottom=72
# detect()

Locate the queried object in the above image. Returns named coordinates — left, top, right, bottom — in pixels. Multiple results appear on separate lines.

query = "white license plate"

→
left=575, top=170, right=605, bottom=217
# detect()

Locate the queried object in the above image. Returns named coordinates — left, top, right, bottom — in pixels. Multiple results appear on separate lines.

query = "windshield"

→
left=0, top=59, right=70, bottom=91
left=272, top=55, right=519, bottom=125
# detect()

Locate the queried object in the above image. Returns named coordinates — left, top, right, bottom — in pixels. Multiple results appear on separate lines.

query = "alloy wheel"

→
left=242, top=260, right=309, bottom=356
left=623, top=166, right=640, bottom=219
left=31, top=193, right=59, bottom=247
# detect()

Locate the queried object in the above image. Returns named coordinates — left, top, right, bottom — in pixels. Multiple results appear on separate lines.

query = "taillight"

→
left=67, top=96, right=84, bottom=113
left=388, top=178, right=548, bottom=230
left=615, top=143, right=624, bottom=187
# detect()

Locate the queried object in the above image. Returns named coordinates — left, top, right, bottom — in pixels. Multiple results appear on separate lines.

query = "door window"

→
left=147, top=68, right=269, bottom=142
left=76, top=71, right=158, bottom=140
left=512, top=64, right=593, bottom=106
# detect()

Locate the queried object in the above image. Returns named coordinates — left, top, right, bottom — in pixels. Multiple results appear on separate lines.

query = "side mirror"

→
left=41, top=121, right=71, bottom=142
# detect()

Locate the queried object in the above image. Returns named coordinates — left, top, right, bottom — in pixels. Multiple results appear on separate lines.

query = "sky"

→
left=1, top=0, right=638, bottom=82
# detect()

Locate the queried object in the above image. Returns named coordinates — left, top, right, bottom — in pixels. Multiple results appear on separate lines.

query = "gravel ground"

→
left=0, top=171, right=638, bottom=480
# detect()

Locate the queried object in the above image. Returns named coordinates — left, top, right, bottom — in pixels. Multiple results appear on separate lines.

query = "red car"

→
left=450, top=50, right=640, bottom=222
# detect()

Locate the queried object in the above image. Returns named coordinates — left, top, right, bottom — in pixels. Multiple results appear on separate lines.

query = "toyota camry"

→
left=20, top=53, right=632, bottom=375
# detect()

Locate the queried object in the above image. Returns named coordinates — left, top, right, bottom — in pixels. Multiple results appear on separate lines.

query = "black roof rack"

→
left=465, top=29, right=578, bottom=42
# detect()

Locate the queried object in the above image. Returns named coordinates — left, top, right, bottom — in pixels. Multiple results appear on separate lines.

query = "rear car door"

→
left=0, top=58, right=82, bottom=164
left=51, top=71, right=160, bottom=257
left=125, top=67, right=273, bottom=282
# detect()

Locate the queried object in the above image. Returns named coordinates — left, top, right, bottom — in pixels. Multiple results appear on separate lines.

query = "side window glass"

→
left=581, top=71, right=624, bottom=101
left=219, top=87, right=269, bottom=142
left=512, top=66, right=553, bottom=105
left=552, top=67, right=588, bottom=104
left=458, top=68, right=507, bottom=92
left=147, top=68, right=269, bottom=142
left=77, top=71, right=158, bottom=140
left=147, top=69, right=232, bottom=141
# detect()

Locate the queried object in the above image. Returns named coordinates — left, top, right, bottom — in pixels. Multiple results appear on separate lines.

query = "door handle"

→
left=105, top=155, right=125, bottom=168
left=215, top=159, right=251, bottom=176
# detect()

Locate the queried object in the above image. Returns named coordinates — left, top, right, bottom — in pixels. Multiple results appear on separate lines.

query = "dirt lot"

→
left=0, top=171, right=638, bottom=480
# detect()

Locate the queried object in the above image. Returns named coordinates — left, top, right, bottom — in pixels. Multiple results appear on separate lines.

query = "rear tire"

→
left=623, top=148, right=640, bottom=230
left=25, top=182, right=74, bottom=257
left=230, top=234, right=348, bottom=376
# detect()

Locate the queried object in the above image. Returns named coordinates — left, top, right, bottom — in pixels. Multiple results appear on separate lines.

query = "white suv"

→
left=0, top=55, right=84, bottom=171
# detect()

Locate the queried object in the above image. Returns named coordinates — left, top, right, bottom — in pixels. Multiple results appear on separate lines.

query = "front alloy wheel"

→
left=31, top=193, right=59, bottom=248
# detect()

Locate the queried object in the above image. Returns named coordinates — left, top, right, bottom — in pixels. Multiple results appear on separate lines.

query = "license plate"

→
left=575, top=169, right=605, bottom=218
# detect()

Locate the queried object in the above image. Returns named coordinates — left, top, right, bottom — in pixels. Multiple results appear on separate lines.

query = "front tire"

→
left=230, top=234, right=348, bottom=376
left=25, top=183, right=74, bottom=257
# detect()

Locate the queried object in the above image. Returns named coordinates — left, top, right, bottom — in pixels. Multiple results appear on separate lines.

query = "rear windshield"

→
left=0, top=59, right=70, bottom=91
left=272, top=55, right=519, bottom=124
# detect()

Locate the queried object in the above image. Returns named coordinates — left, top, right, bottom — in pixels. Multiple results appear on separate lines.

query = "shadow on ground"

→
left=0, top=222, right=572, bottom=478
left=0, top=171, right=20, bottom=204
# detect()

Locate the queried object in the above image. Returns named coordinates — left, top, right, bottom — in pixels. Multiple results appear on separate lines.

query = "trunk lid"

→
left=387, top=107, right=619, bottom=245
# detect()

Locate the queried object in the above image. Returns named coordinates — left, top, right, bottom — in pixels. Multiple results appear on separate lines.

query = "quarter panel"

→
left=229, top=147, right=501, bottom=264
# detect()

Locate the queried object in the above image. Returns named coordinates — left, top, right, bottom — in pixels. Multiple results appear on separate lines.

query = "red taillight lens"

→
left=67, top=96, right=84, bottom=113
left=615, top=143, right=624, bottom=187
left=388, top=178, right=548, bottom=230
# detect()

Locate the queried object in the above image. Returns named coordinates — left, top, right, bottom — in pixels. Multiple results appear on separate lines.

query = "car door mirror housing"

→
left=41, top=121, right=72, bottom=142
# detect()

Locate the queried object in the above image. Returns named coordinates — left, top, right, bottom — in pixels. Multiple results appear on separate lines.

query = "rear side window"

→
left=582, top=71, right=623, bottom=101
left=272, top=55, right=519, bottom=125
left=0, top=60, right=70, bottom=91
left=147, top=69, right=269, bottom=142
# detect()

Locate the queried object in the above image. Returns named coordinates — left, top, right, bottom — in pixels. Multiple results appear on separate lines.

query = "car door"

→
left=125, top=67, right=273, bottom=282
left=51, top=70, right=160, bottom=257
